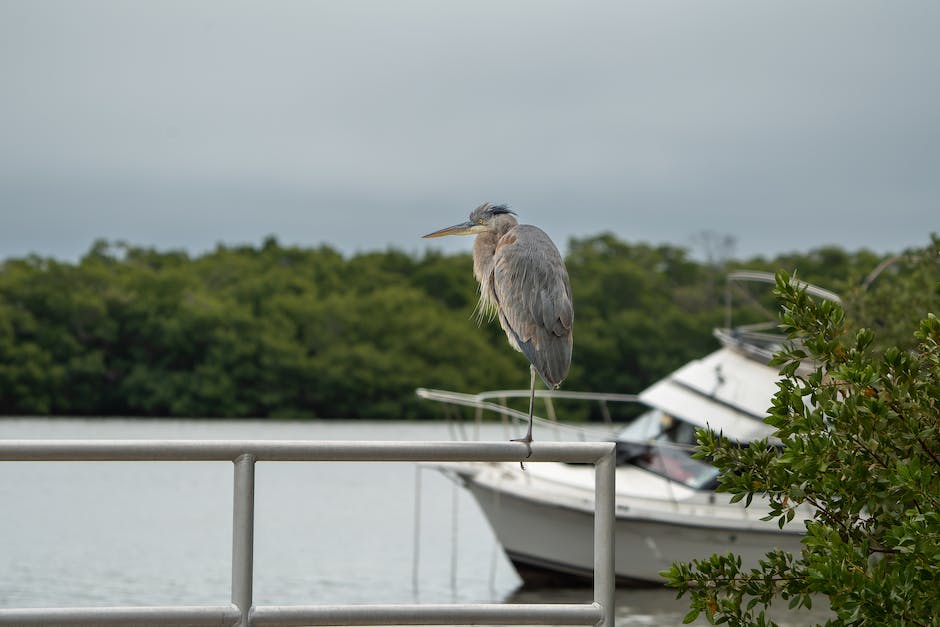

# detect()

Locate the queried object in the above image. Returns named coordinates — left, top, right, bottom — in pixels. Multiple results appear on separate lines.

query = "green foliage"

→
left=0, top=234, right=934, bottom=421
left=663, top=249, right=940, bottom=626
left=0, top=238, right=522, bottom=418
left=841, top=234, right=940, bottom=354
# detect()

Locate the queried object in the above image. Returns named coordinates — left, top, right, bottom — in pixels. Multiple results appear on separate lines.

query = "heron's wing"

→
left=493, top=225, right=573, bottom=387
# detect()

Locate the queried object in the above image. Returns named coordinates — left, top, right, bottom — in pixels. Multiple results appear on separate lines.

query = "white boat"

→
left=416, top=271, right=838, bottom=586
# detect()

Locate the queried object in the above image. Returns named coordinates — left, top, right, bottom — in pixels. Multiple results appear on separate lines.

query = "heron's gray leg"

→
left=511, top=365, right=537, bottom=468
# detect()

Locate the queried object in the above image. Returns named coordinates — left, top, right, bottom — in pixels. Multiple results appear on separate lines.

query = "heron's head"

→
left=422, top=203, right=517, bottom=238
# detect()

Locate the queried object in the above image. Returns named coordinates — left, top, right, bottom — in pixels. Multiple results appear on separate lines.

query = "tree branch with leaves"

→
left=663, top=250, right=940, bottom=626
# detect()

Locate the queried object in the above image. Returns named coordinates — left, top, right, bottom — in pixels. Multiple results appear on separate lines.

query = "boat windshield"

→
left=615, top=409, right=720, bottom=490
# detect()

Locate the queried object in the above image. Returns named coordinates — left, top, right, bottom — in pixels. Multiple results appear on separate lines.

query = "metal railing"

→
left=0, top=439, right=616, bottom=627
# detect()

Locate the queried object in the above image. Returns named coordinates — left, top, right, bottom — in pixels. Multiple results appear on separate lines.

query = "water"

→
left=0, top=418, right=827, bottom=625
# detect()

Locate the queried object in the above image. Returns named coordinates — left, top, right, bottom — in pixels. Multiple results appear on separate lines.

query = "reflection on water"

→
left=1, top=418, right=830, bottom=625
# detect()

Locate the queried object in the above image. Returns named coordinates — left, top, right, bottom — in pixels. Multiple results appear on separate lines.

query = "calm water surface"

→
left=0, top=418, right=827, bottom=625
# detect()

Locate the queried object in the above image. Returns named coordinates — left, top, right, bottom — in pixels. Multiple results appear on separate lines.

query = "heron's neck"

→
left=472, top=216, right=516, bottom=284
left=472, top=231, right=498, bottom=286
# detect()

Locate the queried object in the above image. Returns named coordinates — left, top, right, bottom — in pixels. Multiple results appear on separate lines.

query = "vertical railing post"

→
left=232, top=454, right=256, bottom=627
left=593, top=447, right=616, bottom=627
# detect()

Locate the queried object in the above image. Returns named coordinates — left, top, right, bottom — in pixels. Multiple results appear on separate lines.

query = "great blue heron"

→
left=423, top=203, right=573, bottom=458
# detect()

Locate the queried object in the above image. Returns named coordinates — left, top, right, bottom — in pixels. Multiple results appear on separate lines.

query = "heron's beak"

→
left=422, top=221, right=480, bottom=238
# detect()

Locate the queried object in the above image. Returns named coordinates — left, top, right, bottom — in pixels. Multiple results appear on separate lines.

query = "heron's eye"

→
left=477, top=218, right=484, bottom=225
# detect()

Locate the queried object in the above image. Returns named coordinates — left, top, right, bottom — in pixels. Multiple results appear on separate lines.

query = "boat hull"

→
left=463, top=471, right=804, bottom=586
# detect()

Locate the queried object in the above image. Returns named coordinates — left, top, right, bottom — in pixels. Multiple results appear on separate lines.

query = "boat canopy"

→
left=637, top=346, right=780, bottom=442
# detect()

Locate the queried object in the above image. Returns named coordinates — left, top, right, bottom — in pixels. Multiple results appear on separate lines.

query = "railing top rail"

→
left=0, top=439, right=614, bottom=464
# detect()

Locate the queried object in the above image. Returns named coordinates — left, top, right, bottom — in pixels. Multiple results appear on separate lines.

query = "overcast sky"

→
left=1, top=1, right=938, bottom=263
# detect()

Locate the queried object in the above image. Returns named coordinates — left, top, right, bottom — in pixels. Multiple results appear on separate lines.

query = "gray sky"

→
left=1, top=1, right=938, bottom=262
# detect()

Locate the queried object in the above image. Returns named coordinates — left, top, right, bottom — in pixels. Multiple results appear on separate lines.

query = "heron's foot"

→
left=510, top=435, right=533, bottom=470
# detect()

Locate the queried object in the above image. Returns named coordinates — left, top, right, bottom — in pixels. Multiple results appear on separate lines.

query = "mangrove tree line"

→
left=0, top=233, right=918, bottom=419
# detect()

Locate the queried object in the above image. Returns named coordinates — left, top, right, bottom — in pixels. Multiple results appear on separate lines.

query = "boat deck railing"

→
left=416, top=387, right=641, bottom=442
left=0, top=439, right=616, bottom=627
